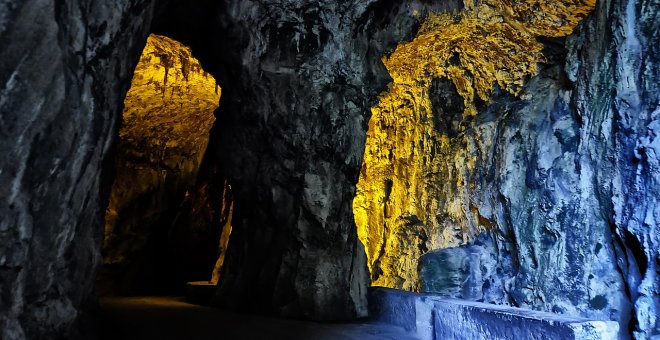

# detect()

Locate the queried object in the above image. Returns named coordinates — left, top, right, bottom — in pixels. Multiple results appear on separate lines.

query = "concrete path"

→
left=99, top=296, right=419, bottom=340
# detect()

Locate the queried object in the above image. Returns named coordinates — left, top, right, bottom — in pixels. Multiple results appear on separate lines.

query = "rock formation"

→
left=355, top=0, right=659, bottom=338
left=151, top=0, right=439, bottom=320
left=0, top=1, right=155, bottom=338
left=354, top=0, right=596, bottom=291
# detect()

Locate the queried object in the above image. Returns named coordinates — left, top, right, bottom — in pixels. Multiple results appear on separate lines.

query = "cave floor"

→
left=99, top=296, right=419, bottom=340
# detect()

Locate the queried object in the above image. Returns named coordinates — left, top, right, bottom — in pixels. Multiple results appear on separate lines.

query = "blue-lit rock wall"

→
left=417, top=0, right=659, bottom=338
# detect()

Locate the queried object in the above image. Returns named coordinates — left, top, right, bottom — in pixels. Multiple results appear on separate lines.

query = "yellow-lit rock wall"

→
left=103, top=34, right=220, bottom=286
left=353, top=0, right=595, bottom=290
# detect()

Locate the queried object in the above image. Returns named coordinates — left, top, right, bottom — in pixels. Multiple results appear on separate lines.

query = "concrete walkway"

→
left=99, top=296, right=419, bottom=340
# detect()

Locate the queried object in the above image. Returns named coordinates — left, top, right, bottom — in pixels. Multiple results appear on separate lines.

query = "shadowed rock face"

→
left=155, top=0, right=385, bottom=321
left=0, top=0, right=439, bottom=334
left=0, top=1, right=155, bottom=338
left=151, top=0, right=466, bottom=321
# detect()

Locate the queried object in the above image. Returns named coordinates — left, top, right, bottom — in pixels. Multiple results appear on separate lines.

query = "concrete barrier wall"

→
left=368, top=288, right=619, bottom=340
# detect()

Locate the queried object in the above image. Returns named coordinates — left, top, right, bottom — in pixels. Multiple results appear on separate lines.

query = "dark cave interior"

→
left=0, top=0, right=658, bottom=340
left=98, top=33, right=229, bottom=297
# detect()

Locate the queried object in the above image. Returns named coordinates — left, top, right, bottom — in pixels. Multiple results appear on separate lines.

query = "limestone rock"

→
left=0, top=1, right=155, bottom=338
left=0, top=0, right=657, bottom=339
left=150, top=0, right=464, bottom=320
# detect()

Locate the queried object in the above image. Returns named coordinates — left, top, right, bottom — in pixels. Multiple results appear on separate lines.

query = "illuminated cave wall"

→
left=101, top=34, right=223, bottom=294
left=354, top=0, right=596, bottom=290
left=354, top=0, right=658, bottom=337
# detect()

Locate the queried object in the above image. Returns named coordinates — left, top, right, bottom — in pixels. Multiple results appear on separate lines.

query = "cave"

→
left=0, top=1, right=658, bottom=340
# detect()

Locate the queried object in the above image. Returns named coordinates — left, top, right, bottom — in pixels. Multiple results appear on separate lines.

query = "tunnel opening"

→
left=98, top=34, right=232, bottom=298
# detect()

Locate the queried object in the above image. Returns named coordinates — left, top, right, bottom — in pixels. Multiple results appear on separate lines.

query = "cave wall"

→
left=354, top=0, right=659, bottom=338
left=0, top=0, right=155, bottom=338
left=151, top=0, right=464, bottom=320
left=206, top=1, right=475, bottom=321
left=199, top=0, right=389, bottom=320
left=0, top=0, right=444, bottom=334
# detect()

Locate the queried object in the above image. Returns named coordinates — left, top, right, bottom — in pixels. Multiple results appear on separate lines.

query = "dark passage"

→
left=98, top=296, right=417, bottom=340
left=98, top=34, right=230, bottom=297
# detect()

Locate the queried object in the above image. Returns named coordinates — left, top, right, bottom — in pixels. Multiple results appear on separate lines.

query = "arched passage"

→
left=98, top=34, right=232, bottom=296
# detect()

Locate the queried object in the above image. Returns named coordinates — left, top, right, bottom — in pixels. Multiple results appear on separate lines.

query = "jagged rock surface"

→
left=0, top=1, right=155, bottom=339
left=0, top=0, right=449, bottom=333
left=152, top=0, right=465, bottom=320
left=355, top=0, right=659, bottom=338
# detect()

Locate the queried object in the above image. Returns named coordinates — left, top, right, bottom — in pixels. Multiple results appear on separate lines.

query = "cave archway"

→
left=98, top=34, right=232, bottom=297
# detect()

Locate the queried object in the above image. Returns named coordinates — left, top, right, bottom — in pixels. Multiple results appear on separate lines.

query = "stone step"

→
left=185, top=281, right=216, bottom=305
left=368, top=288, right=619, bottom=340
